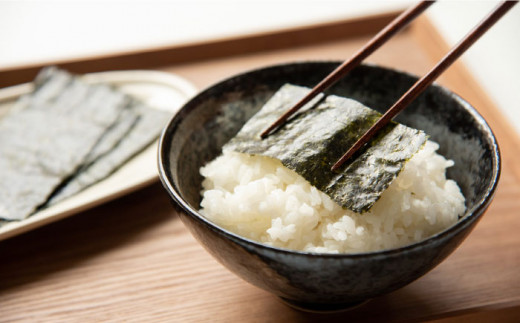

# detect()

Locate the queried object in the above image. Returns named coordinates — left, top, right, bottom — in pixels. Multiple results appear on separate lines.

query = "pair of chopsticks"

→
left=260, top=0, right=517, bottom=172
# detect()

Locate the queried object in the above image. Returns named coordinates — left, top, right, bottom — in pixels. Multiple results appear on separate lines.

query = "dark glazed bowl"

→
left=158, top=62, right=500, bottom=311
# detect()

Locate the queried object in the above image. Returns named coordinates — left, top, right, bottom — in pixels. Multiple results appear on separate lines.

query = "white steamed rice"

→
left=199, top=140, right=465, bottom=253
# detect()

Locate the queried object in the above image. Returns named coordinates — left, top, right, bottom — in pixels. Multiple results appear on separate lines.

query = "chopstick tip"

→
left=331, top=140, right=362, bottom=171
left=260, top=128, right=270, bottom=139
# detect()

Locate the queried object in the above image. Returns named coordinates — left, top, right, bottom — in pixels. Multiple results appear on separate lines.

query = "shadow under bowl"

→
left=158, top=62, right=500, bottom=311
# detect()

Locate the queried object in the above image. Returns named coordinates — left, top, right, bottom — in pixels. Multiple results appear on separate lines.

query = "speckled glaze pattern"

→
left=158, top=62, right=500, bottom=311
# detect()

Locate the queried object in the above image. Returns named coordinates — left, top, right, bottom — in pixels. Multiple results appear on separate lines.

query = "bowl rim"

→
left=157, top=60, right=501, bottom=258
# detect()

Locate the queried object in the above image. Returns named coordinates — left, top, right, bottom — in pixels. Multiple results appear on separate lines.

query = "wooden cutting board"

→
left=0, top=13, right=519, bottom=322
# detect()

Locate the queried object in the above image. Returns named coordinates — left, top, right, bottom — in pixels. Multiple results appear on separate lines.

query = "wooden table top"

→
left=1, top=16, right=519, bottom=322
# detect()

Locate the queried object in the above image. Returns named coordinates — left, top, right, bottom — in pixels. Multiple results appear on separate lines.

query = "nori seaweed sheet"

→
left=0, top=67, right=170, bottom=221
left=0, top=67, right=128, bottom=220
left=224, top=84, right=427, bottom=213
left=49, top=100, right=170, bottom=204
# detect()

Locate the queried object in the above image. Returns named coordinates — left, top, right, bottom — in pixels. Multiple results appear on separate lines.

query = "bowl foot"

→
left=279, top=297, right=370, bottom=313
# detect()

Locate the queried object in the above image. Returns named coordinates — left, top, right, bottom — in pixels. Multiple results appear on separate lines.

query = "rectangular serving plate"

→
left=0, top=70, right=197, bottom=241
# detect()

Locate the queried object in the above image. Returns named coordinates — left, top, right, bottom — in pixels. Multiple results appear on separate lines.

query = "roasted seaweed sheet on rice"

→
left=225, top=84, right=428, bottom=213
left=0, top=67, right=170, bottom=221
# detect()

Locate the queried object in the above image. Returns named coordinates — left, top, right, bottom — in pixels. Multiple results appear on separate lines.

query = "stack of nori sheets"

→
left=0, top=67, right=170, bottom=221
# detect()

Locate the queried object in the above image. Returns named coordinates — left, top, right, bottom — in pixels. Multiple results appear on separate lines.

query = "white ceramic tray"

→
left=0, top=70, right=197, bottom=241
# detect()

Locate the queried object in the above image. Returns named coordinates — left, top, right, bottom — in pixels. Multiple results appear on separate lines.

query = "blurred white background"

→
left=0, top=0, right=518, bottom=132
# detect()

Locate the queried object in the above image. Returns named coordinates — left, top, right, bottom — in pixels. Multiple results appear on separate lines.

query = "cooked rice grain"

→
left=199, top=141, right=465, bottom=253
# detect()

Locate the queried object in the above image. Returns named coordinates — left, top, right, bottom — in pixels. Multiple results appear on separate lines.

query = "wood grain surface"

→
left=1, top=17, right=519, bottom=322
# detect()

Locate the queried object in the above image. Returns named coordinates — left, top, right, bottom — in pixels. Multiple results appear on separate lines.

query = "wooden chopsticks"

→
left=260, top=1, right=435, bottom=139
left=331, top=1, right=517, bottom=171
left=260, top=0, right=517, bottom=172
